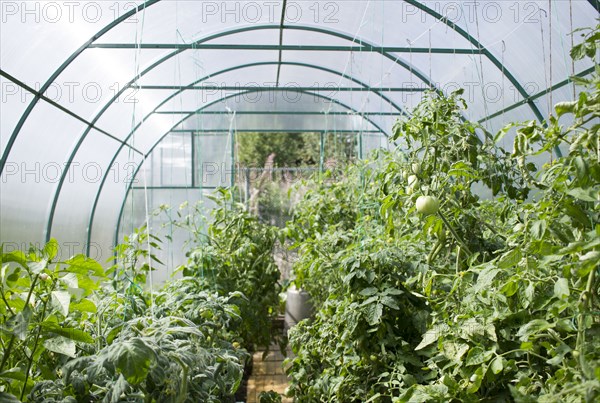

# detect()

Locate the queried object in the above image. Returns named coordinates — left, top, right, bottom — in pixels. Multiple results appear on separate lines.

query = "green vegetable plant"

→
left=0, top=240, right=105, bottom=401
left=258, top=390, right=283, bottom=403
left=284, top=25, right=599, bottom=402
left=179, top=188, right=284, bottom=352
left=0, top=220, right=257, bottom=401
left=50, top=290, right=248, bottom=403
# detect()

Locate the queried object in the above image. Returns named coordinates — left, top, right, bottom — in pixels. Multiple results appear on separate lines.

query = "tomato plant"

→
left=177, top=188, right=284, bottom=352
left=0, top=203, right=270, bottom=402
left=283, top=25, right=599, bottom=402
left=0, top=240, right=105, bottom=400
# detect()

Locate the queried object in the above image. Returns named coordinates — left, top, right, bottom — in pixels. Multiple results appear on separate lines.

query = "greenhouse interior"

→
left=0, top=0, right=599, bottom=401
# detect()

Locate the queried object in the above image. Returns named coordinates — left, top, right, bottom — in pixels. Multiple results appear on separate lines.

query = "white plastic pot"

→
left=284, top=285, right=314, bottom=331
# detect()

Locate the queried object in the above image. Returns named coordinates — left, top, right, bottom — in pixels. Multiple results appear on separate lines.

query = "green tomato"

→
left=415, top=196, right=440, bottom=215
left=407, top=175, right=419, bottom=188
left=39, top=273, right=50, bottom=282
left=370, top=354, right=378, bottom=362
left=412, top=162, right=421, bottom=174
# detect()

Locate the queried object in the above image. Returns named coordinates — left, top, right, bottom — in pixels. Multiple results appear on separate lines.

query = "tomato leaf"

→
left=43, top=336, right=76, bottom=358
left=0, top=368, right=26, bottom=382
left=1, top=305, right=32, bottom=340
left=43, top=238, right=59, bottom=260
left=70, top=298, right=97, bottom=314
left=0, top=392, right=21, bottom=402
left=465, top=347, right=494, bottom=366
left=106, top=374, right=130, bottom=403
left=364, top=303, right=383, bottom=326
left=517, top=319, right=554, bottom=341
left=490, top=356, right=504, bottom=374
left=566, top=187, right=599, bottom=202
left=529, top=220, right=547, bottom=240
left=109, top=338, right=157, bottom=385
left=42, top=322, right=94, bottom=343
left=360, top=287, right=378, bottom=297
left=51, top=290, right=71, bottom=316
left=553, top=278, right=570, bottom=300
left=416, top=326, right=447, bottom=351
left=29, top=259, right=47, bottom=275
left=64, top=255, right=105, bottom=277
left=498, top=249, right=522, bottom=269
left=1, top=250, right=28, bottom=267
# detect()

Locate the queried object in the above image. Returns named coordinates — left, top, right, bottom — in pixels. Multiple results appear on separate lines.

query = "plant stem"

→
left=0, top=336, right=15, bottom=373
left=171, top=355, right=189, bottom=403
left=20, top=298, right=49, bottom=400
left=576, top=265, right=596, bottom=377
left=438, top=211, right=473, bottom=256
left=1, top=288, right=15, bottom=317
left=0, top=272, right=41, bottom=374
left=427, top=240, right=443, bottom=265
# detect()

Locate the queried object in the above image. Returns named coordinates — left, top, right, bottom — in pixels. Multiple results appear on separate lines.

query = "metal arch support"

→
left=45, top=10, right=558, bottom=244
left=0, top=0, right=161, bottom=176
left=404, top=0, right=547, bottom=124
left=479, top=67, right=596, bottom=123
left=29, top=6, right=545, bottom=244
left=42, top=19, right=441, bottom=243
left=46, top=21, right=442, bottom=243
left=40, top=19, right=441, bottom=243
left=111, top=89, right=388, bottom=249
left=45, top=60, right=406, bottom=243
left=96, top=88, right=388, bottom=254
left=132, top=60, right=409, bottom=116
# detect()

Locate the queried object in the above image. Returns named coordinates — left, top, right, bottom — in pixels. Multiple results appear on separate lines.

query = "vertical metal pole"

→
left=230, top=130, right=235, bottom=187
left=319, top=131, right=325, bottom=173
left=358, top=130, right=363, bottom=159
left=191, top=132, right=196, bottom=187
left=245, top=167, right=250, bottom=209
left=159, top=147, right=163, bottom=186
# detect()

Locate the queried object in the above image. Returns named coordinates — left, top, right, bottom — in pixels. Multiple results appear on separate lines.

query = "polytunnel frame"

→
left=49, top=19, right=459, bottom=247
left=105, top=88, right=392, bottom=254
left=71, top=2, right=546, bottom=251
left=0, top=0, right=594, bottom=255
left=3, top=0, right=557, bottom=179
left=46, top=59, right=410, bottom=245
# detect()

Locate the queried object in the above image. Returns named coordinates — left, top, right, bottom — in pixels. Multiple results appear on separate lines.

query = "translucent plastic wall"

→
left=1, top=1, right=598, bottom=273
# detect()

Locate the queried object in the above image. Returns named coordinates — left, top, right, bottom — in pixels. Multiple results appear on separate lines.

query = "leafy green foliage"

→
left=181, top=189, right=283, bottom=351
left=236, top=132, right=319, bottom=167
left=236, top=131, right=357, bottom=168
left=258, top=390, right=283, bottom=403
left=284, top=27, right=600, bottom=402
left=0, top=242, right=105, bottom=400
left=0, top=234, right=252, bottom=402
